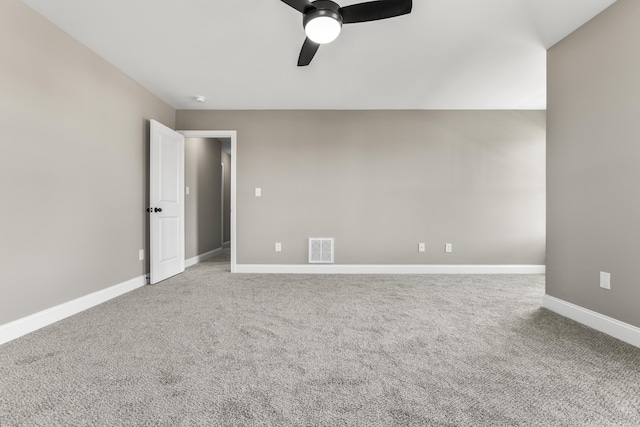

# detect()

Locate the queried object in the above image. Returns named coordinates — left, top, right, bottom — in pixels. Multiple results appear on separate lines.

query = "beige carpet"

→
left=1, top=252, right=640, bottom=426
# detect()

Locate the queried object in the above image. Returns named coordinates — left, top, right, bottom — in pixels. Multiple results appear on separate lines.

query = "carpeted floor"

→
left=1, top=251, right=640, bottom=426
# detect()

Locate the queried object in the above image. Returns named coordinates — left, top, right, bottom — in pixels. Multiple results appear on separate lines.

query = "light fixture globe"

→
left=303, top=3, right=343, bottom=44
left=305, top=15, right=341, bottom=44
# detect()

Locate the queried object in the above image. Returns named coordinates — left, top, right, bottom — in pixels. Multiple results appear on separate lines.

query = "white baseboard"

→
left=185, top=247, right=222, bottom=268
left=0, top=275, right=146, bottom=346
left=235, top=264, right=545, bottom=274
left=542, top=295, right=640, bottom=349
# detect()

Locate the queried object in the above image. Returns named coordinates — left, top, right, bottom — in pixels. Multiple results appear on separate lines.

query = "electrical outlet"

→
left=600, top=271, right=611, bottom=290
left=418, top=243, right=426, bottom=252
left=275, top=242, right=282, bottom=252
left=138, top=249, right=144, bottom=261
left=445, top=243, right=453, bottom=253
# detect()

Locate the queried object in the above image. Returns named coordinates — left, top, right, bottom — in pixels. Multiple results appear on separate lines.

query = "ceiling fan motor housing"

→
left=303, top=0, right=343, bottom=29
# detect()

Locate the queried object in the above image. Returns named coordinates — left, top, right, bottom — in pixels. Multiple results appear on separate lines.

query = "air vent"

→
left=308, top=238, right=334, bottom=264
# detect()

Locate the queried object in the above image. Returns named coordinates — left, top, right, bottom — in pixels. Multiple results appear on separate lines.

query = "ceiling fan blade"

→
left=281, top=0, right=316, bottom=14
left=298, top=38, right=320, bottom=66
left=340, top=0, right=412, bottom=24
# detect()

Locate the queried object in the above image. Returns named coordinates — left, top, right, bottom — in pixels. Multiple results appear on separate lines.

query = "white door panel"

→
left=159, top=217, right=180, bottom=262
left=160, top=137, right=180, bottom=202
left=150, top=120, right=184, bottom=284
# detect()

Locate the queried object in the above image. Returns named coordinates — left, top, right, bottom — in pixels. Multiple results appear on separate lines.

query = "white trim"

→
left=0, top=275, right=145, bottom=346
left=220, top=162, right=225, bottom=252
left=185, top=247, right=223, bottom=268
left=542, top=295, right=640, bottom=349
left=235, top=264, right=545, bottom=274
left=178, top=130, right=237, bottom=273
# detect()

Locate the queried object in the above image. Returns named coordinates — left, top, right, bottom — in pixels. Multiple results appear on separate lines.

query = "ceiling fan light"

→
left=305, top=16, right=342, bottom=44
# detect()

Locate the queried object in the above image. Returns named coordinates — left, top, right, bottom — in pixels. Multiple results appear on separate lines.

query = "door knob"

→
left=154, top=207, right=162, bottom=213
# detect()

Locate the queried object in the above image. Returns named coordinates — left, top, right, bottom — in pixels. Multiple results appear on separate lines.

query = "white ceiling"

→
left=22, top=0, right=617, bottom=110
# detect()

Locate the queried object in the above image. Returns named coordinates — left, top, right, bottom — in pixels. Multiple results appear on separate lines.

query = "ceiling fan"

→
left=280, top=0, right=412, bottom=66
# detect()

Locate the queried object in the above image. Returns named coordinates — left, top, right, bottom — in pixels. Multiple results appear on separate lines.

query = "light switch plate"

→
left=600, top=271, right=611, bottom=290
left=255, top=188, right=262, bottom=197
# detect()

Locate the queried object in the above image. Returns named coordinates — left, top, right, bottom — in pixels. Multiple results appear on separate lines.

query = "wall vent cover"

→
left=308, top=238, right=334, bottom=264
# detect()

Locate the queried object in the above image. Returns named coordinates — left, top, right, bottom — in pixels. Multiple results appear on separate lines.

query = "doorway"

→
left=179, top=130, right=237, bottom=273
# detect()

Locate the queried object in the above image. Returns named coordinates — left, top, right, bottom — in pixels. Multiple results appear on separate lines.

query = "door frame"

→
left=220, top=162, right=225, bottom=248
left=178, top=130, right=237, bottom=273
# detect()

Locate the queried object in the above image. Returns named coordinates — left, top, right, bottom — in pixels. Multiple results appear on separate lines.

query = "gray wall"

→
left=547, top=0, right=640, bottom=328
left=177, top=110, right=546, bottom=265
left=0, top=0, right=176, bottom=325
left=185, top=138, right=222, bottom=259
left=222, top=150, right=232, bottom=243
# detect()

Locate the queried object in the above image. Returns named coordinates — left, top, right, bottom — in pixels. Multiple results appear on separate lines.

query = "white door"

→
left=149, top=120, right=185, bottom=284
